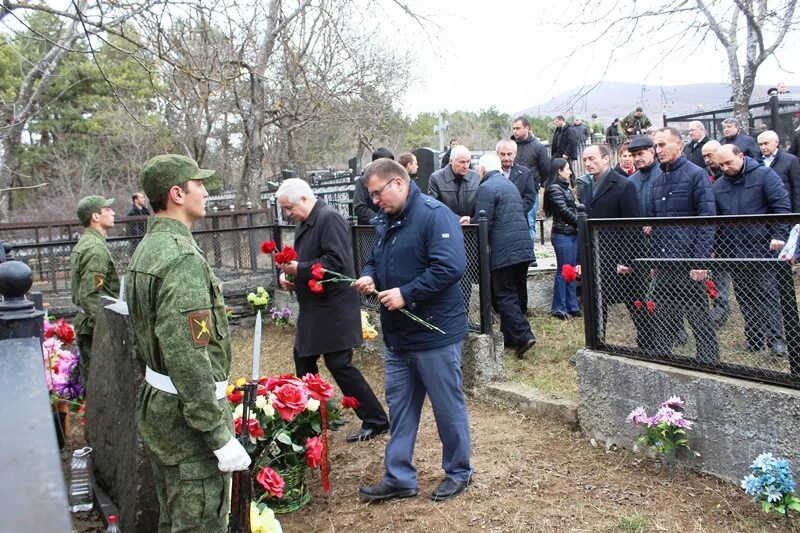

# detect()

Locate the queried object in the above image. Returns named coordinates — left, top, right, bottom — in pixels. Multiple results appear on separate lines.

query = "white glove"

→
left=213, top=437, right=251, bottom=472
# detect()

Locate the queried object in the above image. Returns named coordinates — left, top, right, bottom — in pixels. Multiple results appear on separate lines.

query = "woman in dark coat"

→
left=543, top=158, right=580, bottom=319
left=276, top=178, right=389, bottom=442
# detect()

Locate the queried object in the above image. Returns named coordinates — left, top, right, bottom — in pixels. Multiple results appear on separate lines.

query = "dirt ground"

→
left=67, top=320, right=792, bottom=533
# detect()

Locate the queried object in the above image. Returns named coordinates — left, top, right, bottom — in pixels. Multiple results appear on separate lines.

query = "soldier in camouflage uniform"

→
left=70, top=195, right=120, bottom=384
left=127, top=154, right=250, bottom=533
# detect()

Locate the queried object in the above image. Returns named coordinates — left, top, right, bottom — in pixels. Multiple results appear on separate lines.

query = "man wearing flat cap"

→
left=127, top=154, right=250, bottom=532
left=70, top=195, right=120, bottom=384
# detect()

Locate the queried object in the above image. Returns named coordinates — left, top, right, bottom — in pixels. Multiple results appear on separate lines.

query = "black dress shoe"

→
left=346, top=425, right=389, bottom=443
left=550, top=312, right=568, bottom=320
left=770, top=339, right=788, bottom=356
left=515, top=338, right=536, bottom=359
left=568, top=310, right=582, bottom=318
left=733, top=342, right=763, bottom=353
left=359, top=481, right=418, bottom=501
left=430, top=477, right=470, bottom=501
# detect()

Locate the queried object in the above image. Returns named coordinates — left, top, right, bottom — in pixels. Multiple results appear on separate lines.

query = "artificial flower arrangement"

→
left=741, top=453, right=800, bottom=524
left=627, top=395, right=699, bottom=470
left=42, top=315, right=83, bottom=408
left=361, top=310, right=378, bottom=341
left=269, top=307, right=293, bottom=327
left=247, top=287, right=270, bottom=313
left=227, top=373, right=359, bottom=513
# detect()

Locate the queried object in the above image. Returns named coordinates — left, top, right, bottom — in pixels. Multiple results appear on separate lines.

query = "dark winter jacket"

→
left=790, top=130, right=800, bottom=157
left=551, top=125, right=579, bottom=161
left=713, top=156, right=790, bottom=258
left=428, top=164, right=480, bottom=217
left=363, top=182, right=467, bottom=351
left=471, top=170, right=535, bottom=271
left=683, top=135, right=709, bottom=168
left=353, top=176, right=379, bottom=224
left=767, top=149, right=800, bottom=212
left=513, top=134, right=549, bottom=189
left=629, top=161, right=662, bottom=218
left=546, top=180, right=578, bottom=235
left=507, top=164, right=537, bottom=213
left=720, top=133, right=761, bottom=161
left=650, top=155, right=716, bottom=258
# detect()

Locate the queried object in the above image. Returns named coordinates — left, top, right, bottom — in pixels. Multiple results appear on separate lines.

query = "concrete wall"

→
left=576, top=349, right=800, bottom=483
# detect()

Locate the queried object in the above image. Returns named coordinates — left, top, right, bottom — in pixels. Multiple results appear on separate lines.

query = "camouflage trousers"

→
left=150, top=457, right=230, bottom=533
left=77, top=332, right=93, bottom=385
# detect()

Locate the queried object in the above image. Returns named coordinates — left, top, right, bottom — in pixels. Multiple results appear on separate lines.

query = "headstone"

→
left=412, top=147, right=440, bottom=194
left=85, top=301, right=159, bottom=532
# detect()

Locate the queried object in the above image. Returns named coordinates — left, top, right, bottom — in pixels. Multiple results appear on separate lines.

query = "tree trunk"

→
left=0, top=128, right=23, bottom=219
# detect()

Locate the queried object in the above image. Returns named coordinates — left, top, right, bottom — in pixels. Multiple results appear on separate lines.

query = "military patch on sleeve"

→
left=94, top=273, right=105, bottom=290
left=189, top=310, right=212, bottom=347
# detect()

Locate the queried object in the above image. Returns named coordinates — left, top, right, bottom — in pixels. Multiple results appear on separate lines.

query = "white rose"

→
left=233, top=403, right=244, bottom=419
left=256, top=395, right=275, bottom=418
left=306, top=398, right=320, bottom=412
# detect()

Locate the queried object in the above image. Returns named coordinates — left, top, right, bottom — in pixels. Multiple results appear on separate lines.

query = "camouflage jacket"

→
left=127, top=216, right=233, bottom=465
left=69, top=228, right=120, bottom=334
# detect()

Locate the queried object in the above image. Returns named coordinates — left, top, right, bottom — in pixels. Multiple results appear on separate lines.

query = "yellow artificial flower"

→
left=250, top=502, right=282, bottom=533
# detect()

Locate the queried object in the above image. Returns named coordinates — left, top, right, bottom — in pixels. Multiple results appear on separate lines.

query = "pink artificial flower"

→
left=661, top=395, right=685, bottom=410
left=272, top=382, right=309, bottom=421
left=626, top=406, right=649, bottom=425
left=256, top=467, right=285, bottom=499
left=305, top=436, right=324, bottom=469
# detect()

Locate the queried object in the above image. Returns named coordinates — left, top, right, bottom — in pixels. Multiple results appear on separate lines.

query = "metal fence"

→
left=578, top=210, right=800, bottom=389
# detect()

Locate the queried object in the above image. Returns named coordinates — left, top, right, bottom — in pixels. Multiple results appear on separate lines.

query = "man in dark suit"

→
left=579, top=144, right=643, bottom=342
left=497, top=139, right=536, bottom=213
left=720, top=117, right=761, bottom=161
left=758, top=129, right=800, bottom=212
left=551, top=115, right=579, bottom=164
left=276, top=178, right=389, bottom=443
left=683, top=121, right=709, bottom=168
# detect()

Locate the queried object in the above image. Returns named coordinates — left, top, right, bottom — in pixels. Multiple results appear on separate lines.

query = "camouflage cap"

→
left=77, top=195, right=115, bottom=225
left=140, top=154, right=215, bottom=201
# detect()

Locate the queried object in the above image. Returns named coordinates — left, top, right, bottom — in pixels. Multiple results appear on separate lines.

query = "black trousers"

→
left=491, top=263, right=534, bottom=346
left=294, top=347, right=388, bottom=429
left=731, top=267, right=783, bottom=348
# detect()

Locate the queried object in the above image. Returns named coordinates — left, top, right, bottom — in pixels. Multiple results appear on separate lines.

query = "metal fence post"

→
left=777, top=261, right=800, bottom=376
left=576, top=204, right=598, bottom=349
left=769, top=93, right=780, bottom=133
left=0, top=260, right=44, bottom=342
left=477, top=211, right=493, bottom=335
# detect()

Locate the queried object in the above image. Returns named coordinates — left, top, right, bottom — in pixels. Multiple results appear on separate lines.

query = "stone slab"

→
left=485, top=381, right=579, bottom=429
left=462, top=332, right=505, bottom=393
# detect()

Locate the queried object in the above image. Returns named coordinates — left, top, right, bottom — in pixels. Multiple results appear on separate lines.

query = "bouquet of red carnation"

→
left=562, top=264, right=578, bottom=283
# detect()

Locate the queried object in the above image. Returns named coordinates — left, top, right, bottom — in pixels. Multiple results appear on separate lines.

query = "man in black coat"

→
left=683, top=121, right=709, bottom=168
left=126, top=192, right=151, bottom=239
left=472, top=154, right=536, bottom=358
left=276, top=178, right=389, bottom=443
left=496, top=139, right=535, bottom=213
left=353, top=148, right=394, bottom=225
left=579, top=144, right=644, bottom=343
left=551, top=115, right=579, bottom=163
left=719, top=118, right=761, bottom=161
left=758, top=129, right=800, bottom=212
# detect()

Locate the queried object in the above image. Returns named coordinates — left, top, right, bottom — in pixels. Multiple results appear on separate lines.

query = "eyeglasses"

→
left=369, top=179, right=394, bottom=201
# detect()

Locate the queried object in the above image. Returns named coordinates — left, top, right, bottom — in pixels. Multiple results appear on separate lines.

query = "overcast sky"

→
left=396, top=1, right=800, bottom=116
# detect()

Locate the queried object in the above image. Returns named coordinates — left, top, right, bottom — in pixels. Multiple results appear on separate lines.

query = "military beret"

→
left=77, top=195, right=114, bottom=225
left=140, top=154, right=215, bottom=201
left=628, top=136, right=654, bottom=152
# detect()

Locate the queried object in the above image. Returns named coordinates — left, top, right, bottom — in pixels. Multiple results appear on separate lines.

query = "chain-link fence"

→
left=580, top=212, right=800, bottom=389
left=352, top=223, right=492, bottom=334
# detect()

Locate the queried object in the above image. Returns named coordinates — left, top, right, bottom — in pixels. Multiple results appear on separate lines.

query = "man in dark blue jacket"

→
left=714, top=144, right=790, bottom=355
left=650, top=127, right=719, bottom=363
left=758, top=129, right=800, bottom=212
left=628, top=136, right=661, bottom=218
left=473, top=153, right=536, bottom=358
left=354, top=158, right=472, bottom=503
left=719, top=118, right=761, bottom=161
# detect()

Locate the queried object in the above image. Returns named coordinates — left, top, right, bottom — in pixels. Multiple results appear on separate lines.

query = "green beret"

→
left=76, top=195, right=114, bottom=225
left=140, top=154, right=215, bottom=201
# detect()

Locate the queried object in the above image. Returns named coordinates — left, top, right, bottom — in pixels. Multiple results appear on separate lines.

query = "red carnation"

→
left=260, top=240, right=277, bottom=254
left=54, top=318, right=75, bottom=345
left=302, top=373, right=335, bottom=401
left=341, top=396, right=360, bottom=409
left=305, top=436, right=324, bottom=469
left=272, top=382, right=309, bottom=421
left=310, top=262, right=325, bottom=280
left=646, top=300, right=656, bottom=315
left=562, top=264, right=577, bottom=283
left=308, top=279, right=324, bottom=294
left=274, top=245, right=298, bottom=265
left=633, top=300, right=643, bottom=310
left=256, top=467, right=285, bottom=498
left=705, top=280, right=718, bottom=299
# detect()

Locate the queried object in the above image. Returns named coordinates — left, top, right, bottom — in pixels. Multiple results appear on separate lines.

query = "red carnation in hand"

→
left=646, top=300, right=656, bottom=315
left=302, top=373, right=335, bottom=401
left=305, top=436, right=324, bottom=469
left=705, top=280, right=718, bottom=299
left=308, top=279, right=324, bottom=294
left=272, top=382, right=309, bottom=421
left=260, top=240, right=277, bottom=254
left=54, top=318, right=75, bottom=345
left=341, top=396, right=360, bottom=409
left=633, top=299, right=643, bottom=310
left=274, top=245, right=298, bottom=265
left=310, top=262, right=325, bottom=280
left=256, top=467, right=285, bottom=498
left=562, top=264, right=577, bottom=283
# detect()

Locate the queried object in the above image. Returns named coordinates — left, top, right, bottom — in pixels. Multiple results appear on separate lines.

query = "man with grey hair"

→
left=719, top=117, right=760, bottom=160
left=683, top=121, right=709, bottom=168
left=702, top=140, right=724, bottom=181
left=496, top=139, right=536, bottom=213
left=428, top=144, right=480, bottom=223
left=275, top=178, right=389, bottom=442
left=758, top=129, right=800, bottom=212
left=471, top=154, right=536, bottom=358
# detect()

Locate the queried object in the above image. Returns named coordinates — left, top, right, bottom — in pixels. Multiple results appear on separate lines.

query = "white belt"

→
left=145, top=367, right=228, bottom=400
